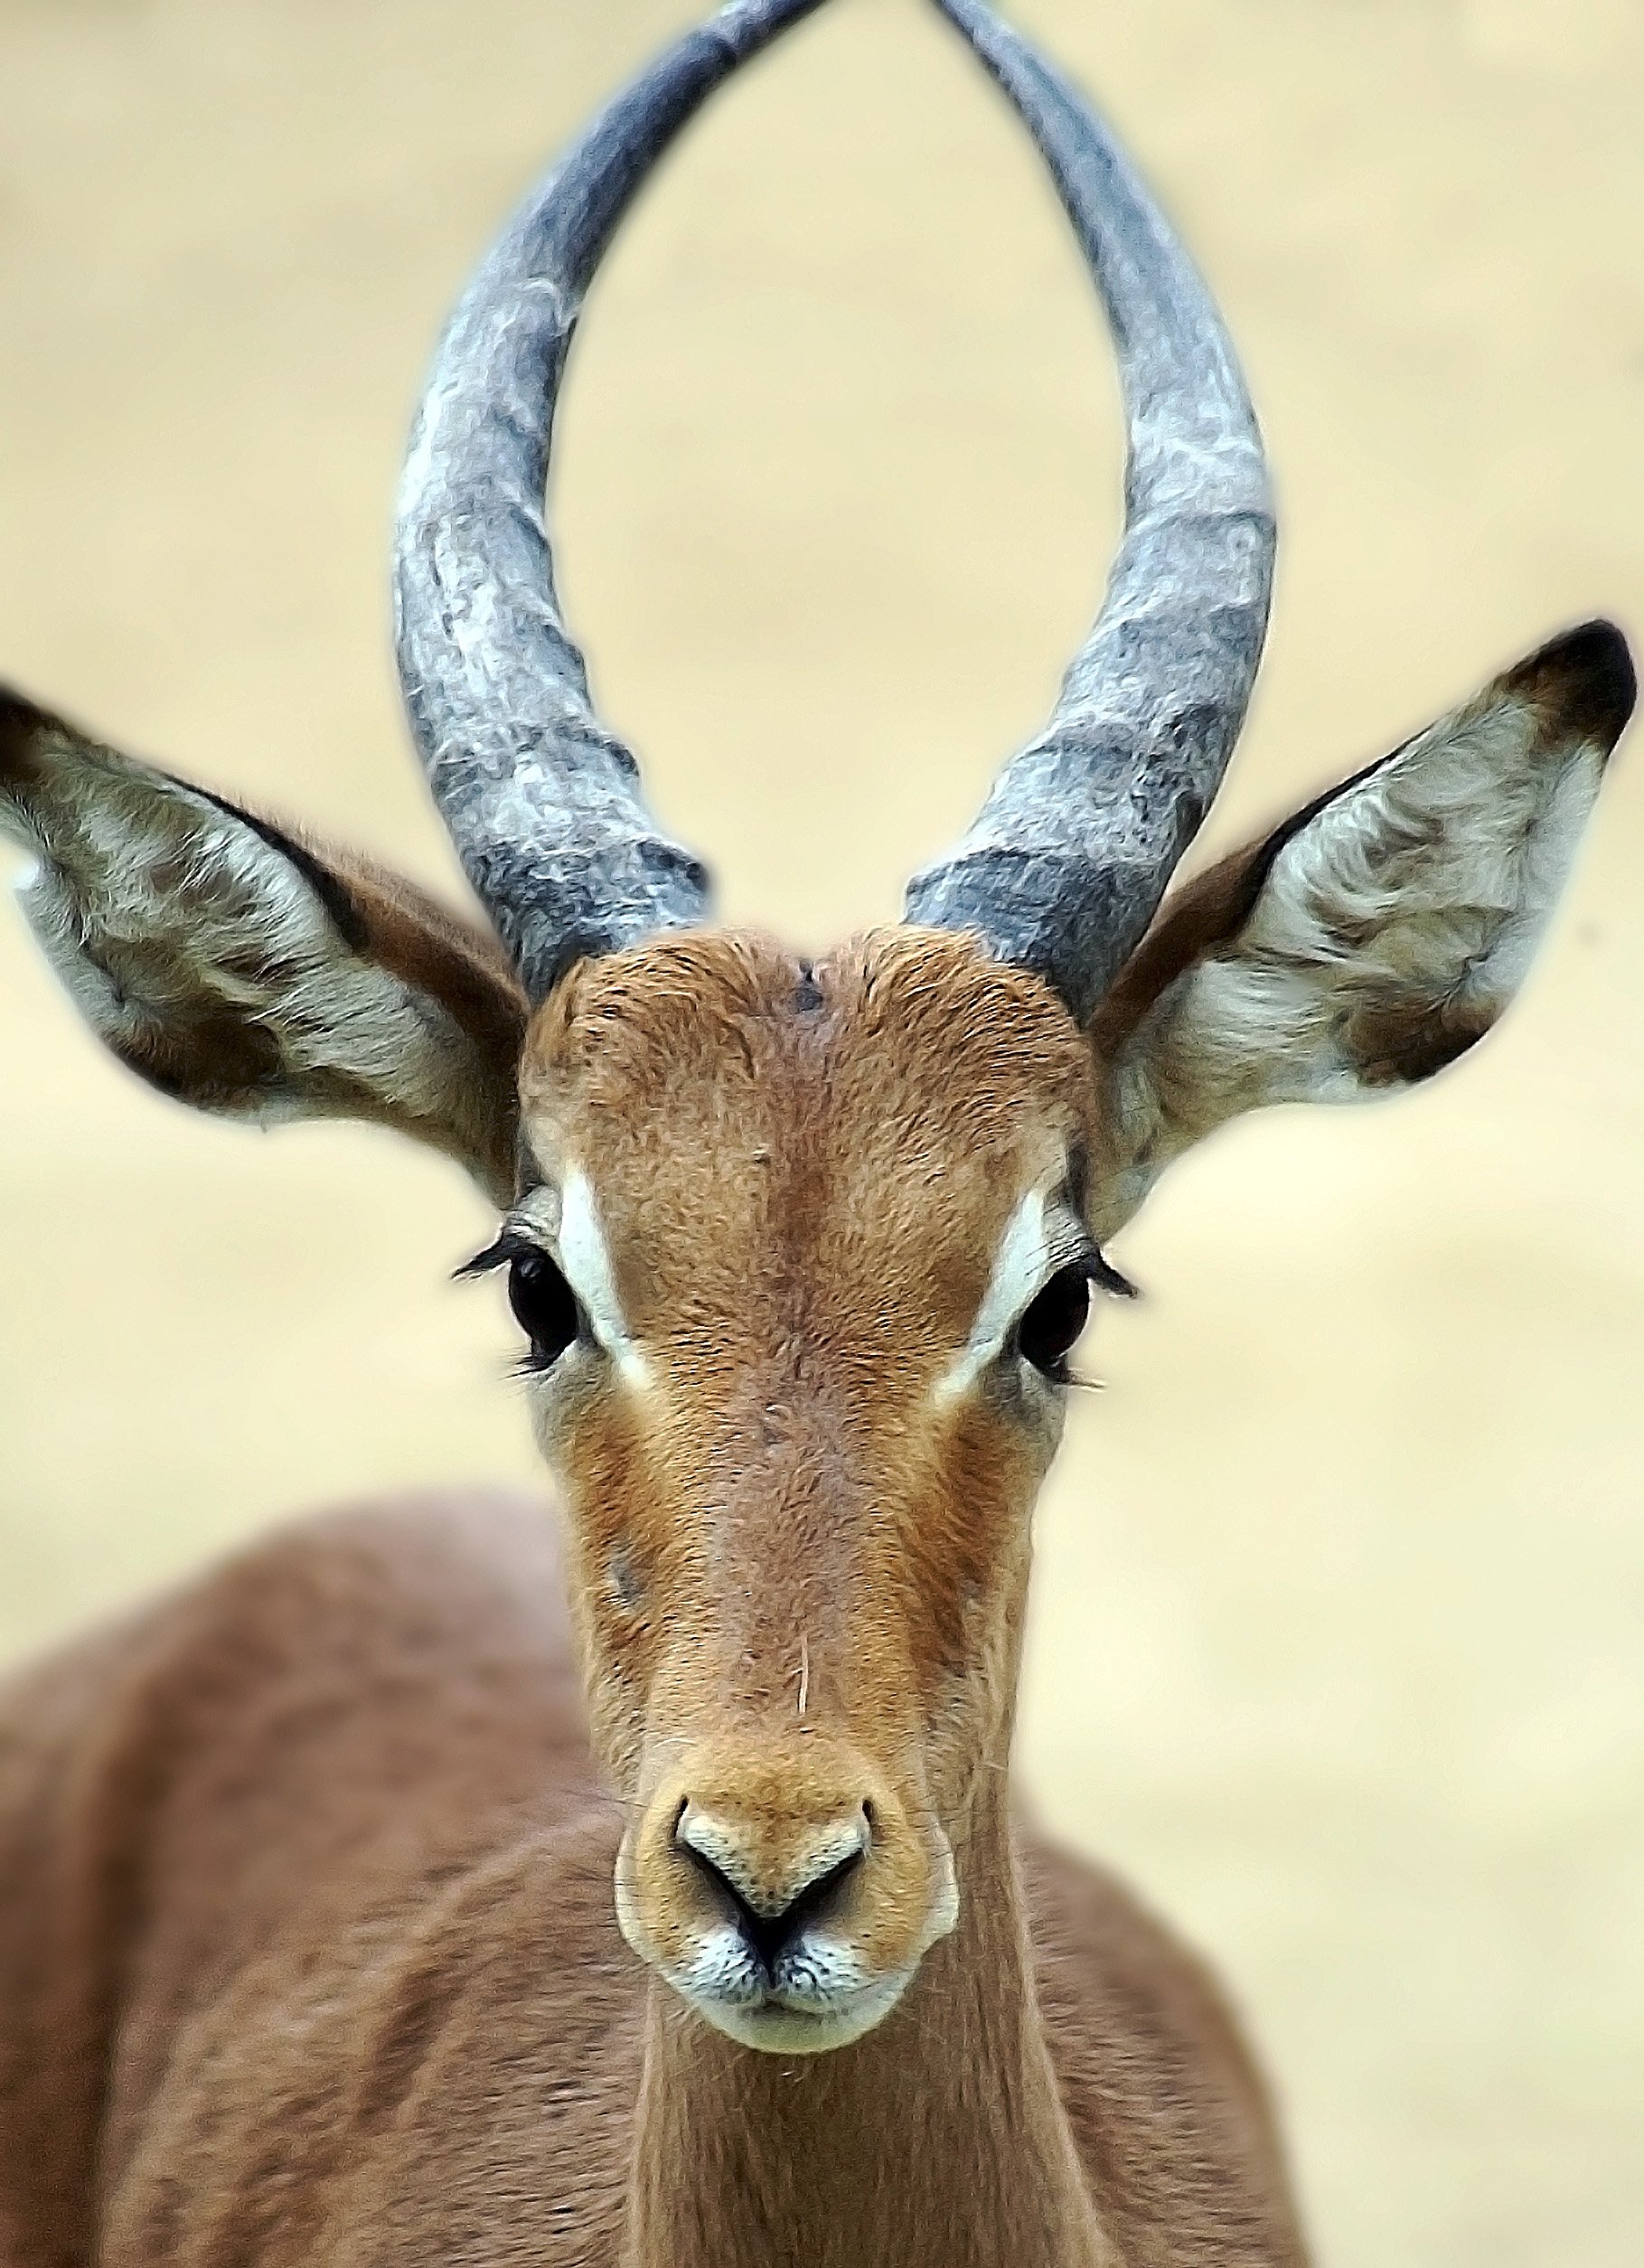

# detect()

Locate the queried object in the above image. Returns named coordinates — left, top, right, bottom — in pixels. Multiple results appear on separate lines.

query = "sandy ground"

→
left=2, top=1, right=1642, bottom=2259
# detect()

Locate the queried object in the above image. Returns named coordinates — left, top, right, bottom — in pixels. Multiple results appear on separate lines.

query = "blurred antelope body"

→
left=0, top=2, right=1631, bottom=2263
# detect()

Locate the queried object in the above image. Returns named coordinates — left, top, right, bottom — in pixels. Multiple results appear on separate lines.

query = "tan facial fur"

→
left=508, top=927, right=1094, bottom=2048
left=0, top=0, right=1634, bottom=2240
left=3, top=635, right=1622, bottom=2060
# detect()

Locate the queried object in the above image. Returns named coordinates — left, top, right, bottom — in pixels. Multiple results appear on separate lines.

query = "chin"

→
left=683, top=1974, right=914, bottom=2056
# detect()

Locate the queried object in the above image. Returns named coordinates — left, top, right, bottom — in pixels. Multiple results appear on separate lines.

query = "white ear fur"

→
left=1, top=691, right=524, bottom=1200
left=1096, top=622, right=1634, bottom=1228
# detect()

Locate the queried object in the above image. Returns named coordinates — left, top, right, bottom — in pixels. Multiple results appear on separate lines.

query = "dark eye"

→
left=507, top=1250, right=581, bottom=1369
left=1016, top=1266, right=1092, bottom=1382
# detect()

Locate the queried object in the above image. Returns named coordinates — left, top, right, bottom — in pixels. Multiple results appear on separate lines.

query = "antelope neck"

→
left=620, top=1777, right=1110, bottom=2268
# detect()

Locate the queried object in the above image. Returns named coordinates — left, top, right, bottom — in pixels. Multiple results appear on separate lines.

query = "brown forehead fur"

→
left=520, top=923, right=1093, bottom=1332
left=526, top=926, right=1088, bottom=1134
left=515, top=926, right=1094, bottom=1782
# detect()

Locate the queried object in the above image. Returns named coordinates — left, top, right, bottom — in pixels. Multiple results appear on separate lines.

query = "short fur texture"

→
left=0, top=1496, right=1301, bottom=2268
left=0, top=616, right=1630, bottom=2263
left=3, top=0, right=1632, bottom=2241
left=0, top=691, right=524, bottom=1200
left=1089, top=622, right=1634, bottom=1230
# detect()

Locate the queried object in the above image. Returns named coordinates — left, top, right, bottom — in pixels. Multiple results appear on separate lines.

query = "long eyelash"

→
left=1040, top=1357, right=1104, bottom=1391
left=1088, top=1250, right=1139, bottom=1301
left=1037, top=1254, right=1132, bottom=1391
left=454, top=1228, right=541, bottom=1282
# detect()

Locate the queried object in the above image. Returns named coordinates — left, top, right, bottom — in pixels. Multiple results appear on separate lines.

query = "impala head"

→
left=496, top=924, right=1105, bottom=2048
left=1, top=0, right=1633, bottom=2055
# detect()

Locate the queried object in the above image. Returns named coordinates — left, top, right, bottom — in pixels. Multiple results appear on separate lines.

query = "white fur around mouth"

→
left=683, top=1970, right=913, bottom=2056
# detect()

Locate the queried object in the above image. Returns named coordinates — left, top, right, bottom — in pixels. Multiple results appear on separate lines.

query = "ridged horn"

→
left=904, top=0, right=1277, bottom=1023
left=394, top=0, right=830, bottom=1002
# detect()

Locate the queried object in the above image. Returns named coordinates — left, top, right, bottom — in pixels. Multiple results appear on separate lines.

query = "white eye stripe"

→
left=553, top=1169, right=650, bottom=1388
left=522, top=1169, right=1089, bottom=1405
left=934, top=1184, right=1083, bottom=1406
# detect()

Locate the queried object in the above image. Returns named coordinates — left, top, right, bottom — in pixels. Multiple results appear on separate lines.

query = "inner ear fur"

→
left=1087, top=620, right=1636, bottom=1228
left=0, top=688, right=526, bottom=1201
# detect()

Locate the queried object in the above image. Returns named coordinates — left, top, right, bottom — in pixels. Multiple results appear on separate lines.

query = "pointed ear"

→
left=1, top=690, right=527, bottom=1203
left=1088, top=621, right=1635, bottom=1232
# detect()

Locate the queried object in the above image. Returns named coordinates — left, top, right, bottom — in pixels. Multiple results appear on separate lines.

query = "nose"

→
left=674, top=1799, right=869, bottom=1969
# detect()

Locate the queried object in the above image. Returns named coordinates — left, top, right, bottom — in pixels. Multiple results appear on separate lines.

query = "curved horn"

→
left=394, top=0, right=830, bottom=1002
left=904, top=0, right=1277, bottom=1023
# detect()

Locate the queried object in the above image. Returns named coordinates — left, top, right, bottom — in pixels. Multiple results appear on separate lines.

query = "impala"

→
left=0, top=2, right=1631, bottom=2263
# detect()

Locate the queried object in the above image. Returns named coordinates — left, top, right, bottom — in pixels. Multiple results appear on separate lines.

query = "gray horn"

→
left=394, top=0, right=829, bottom=1002
left=904, top=0, right=1277, bottom=1023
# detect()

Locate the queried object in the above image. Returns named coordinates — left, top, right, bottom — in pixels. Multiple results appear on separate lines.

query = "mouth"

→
left=614, top=1785, right=961, bottom=2056
left=684, top=1966, right=913, bottom=2056
left=656, top=1915, right=916, bottom=2055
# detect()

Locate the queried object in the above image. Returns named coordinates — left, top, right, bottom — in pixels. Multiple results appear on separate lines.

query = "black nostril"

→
left=769, top=1845, right=865, bottom=1961
left=674, top=1836, right=865, bottom=1971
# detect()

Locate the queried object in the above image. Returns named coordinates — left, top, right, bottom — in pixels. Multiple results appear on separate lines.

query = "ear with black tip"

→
left=0, top=690, right=527, bottom=1203
left=1088, top=621, right=1636, bottom=1231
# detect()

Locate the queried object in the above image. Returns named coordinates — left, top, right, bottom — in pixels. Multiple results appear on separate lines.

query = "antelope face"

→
left=3, top=0, right=1631, bottom=2072
left=495, top=928, right=1100, bottom=2050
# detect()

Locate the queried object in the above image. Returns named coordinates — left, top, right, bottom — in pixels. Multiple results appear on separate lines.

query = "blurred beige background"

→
left=2, top=0, right=1641, bottom=2259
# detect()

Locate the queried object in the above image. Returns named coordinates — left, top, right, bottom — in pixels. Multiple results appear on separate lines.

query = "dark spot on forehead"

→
left=527, top=928, right=1090, bottom=1163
